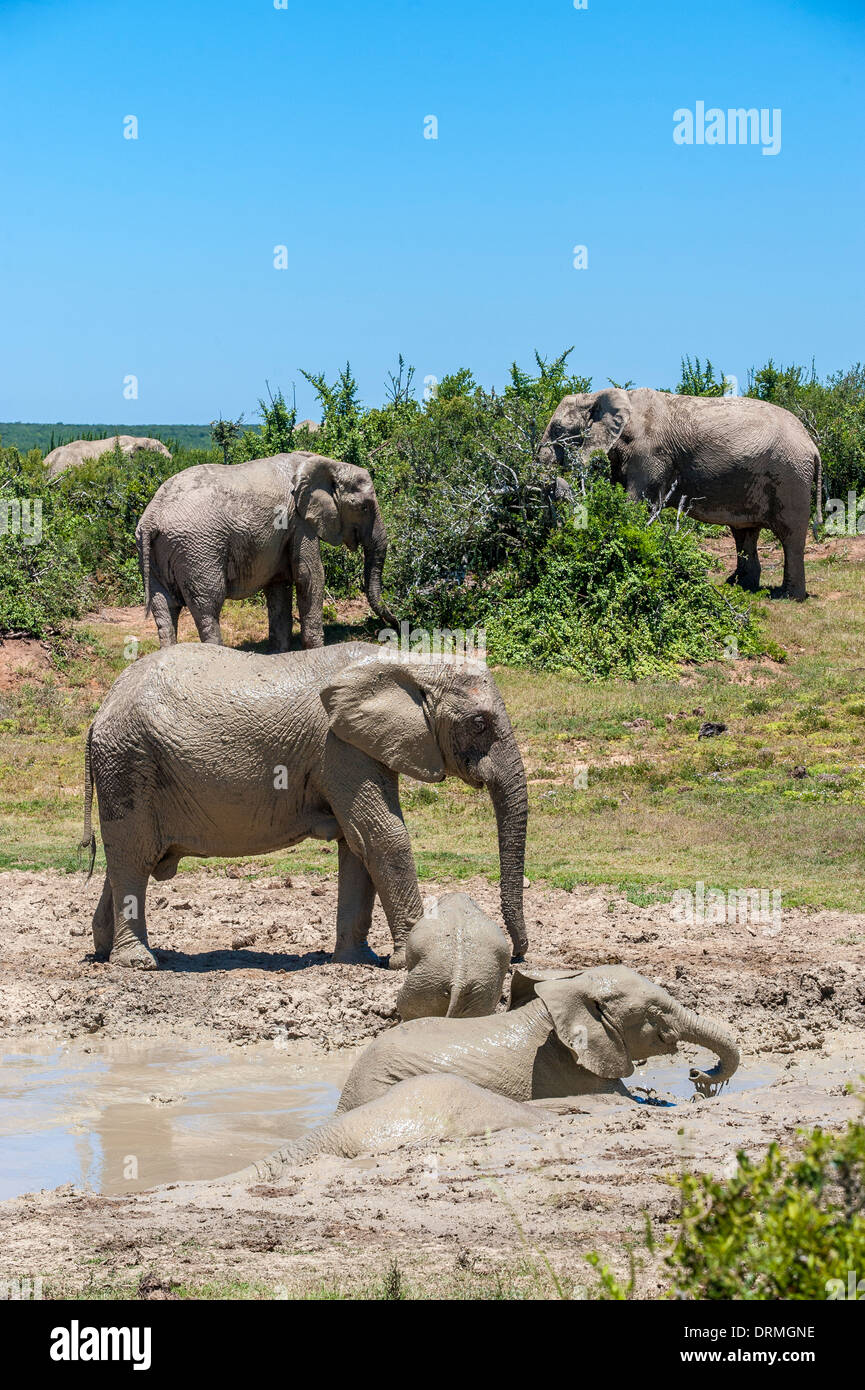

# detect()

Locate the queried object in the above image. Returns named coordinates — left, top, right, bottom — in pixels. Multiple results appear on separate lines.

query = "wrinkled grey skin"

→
left=219, top=1074, right=546, bottom=1184
left=135, top=451, right=396, bottom=651
left=45, top=435, right=171, bottom=478
left=80, top=643, right=528, bottom=970
left=338, top=964, right=740, bottom=1111
left=538, top=389, right=822, bottom=600
left=396, top=893, right=511, bottom=1020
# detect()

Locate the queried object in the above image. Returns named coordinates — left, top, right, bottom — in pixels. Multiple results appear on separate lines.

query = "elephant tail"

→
left=812, top=451, right=823, bottom=540
left=79, top=723, right=96, bottom=880
left=136, top=515, right=155, bottom=617
left=445, top=921, right=466, bottom=1018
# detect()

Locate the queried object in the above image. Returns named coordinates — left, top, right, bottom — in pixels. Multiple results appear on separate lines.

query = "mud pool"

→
left=0, top=1040, right=352, bottom=1198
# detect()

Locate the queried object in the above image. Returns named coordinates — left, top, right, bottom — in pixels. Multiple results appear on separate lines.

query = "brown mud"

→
left=0, top=868, right=862, bottom=1296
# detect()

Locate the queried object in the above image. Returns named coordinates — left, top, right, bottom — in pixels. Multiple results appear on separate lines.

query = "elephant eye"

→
left=472, top=715, right=486, bottom=732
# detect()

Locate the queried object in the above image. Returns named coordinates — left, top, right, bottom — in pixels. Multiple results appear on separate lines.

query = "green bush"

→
left=0, top=446, right=92, bottom=636
left=589, top=1117, right=865, bottom=1300
left=446, top=480, right=767, bottom=677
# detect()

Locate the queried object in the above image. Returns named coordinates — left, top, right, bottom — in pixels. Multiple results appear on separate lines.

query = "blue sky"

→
left=1, top=0, right=863, bottom=424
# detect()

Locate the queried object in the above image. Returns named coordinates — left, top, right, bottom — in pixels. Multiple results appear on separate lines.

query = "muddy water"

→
left=630, top=1054, right=782, bottom=1102
left=0, top=1039, right=354, bottom=1199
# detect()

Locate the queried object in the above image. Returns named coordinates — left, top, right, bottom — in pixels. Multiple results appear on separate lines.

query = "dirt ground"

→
left=1, top=867, right=863, bottom=1296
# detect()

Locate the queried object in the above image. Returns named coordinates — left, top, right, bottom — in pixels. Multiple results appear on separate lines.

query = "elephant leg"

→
left=727, top=526, right=761, bottom=591
left=334, top=840, right=379, bottom=966
left=779, top=524, right=807, bottom=601
left=104, top=850, right=158, bottom=970
left=265, top=580, right=293, bottom=653
left=149, top=587, right=181, bottom=647
left=91, top=873, right=114, bottom=958
left=323, top=745, right=423, bottom=969
left=184, top=588, right=224, bottom=645
left=292, top=528, right=326, bottom=649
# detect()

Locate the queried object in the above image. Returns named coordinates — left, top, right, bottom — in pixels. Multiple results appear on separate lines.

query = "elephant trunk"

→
left=480, top=737, right=529, bottom=960
left=673, top=1005, right=741, bottom=1089
left=363, top=520, right=398, bottom=630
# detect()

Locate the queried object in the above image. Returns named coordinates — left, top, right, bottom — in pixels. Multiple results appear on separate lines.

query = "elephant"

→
left=217, top=1074, right=546, bottom=1184
left=538, top=388, right=822, bottom=600
left=396, top=893, right=511, bottom=1020
left=336, top=964, right=740, bottom=1112
left=80, top=642, right=528, bottom=971
left=45, top=435, right=171, bottom=478
left=135, top=451, right=397, bottom=651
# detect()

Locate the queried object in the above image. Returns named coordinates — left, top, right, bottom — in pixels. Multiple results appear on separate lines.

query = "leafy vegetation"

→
left=3, top=351, right=863, bottom=675
left=589, top=1117, right=865, bottom=1300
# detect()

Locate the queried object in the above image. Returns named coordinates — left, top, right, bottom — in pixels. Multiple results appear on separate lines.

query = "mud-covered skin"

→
left=136, top=451, right=396, bottom=651
left=338, top=964, right=739, bottom=1110
left=220, top=1074, right=547, bottom=1183
left=396, top=893, right=511, bottom=1020
left=82, top=643, right=528, bottom=970
left=538, top=389, right=821, bottom=600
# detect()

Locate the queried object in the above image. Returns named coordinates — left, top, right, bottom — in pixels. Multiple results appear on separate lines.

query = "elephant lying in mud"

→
left=538, top=388, right=822, bottom=600
left=220, top=1074, right=546, bottom=1183
left=81, top=643, right=528, bottom=971
left=338, top=965, right=740, bottom=1111
left=396, top=893, right=511, bottom=1020
left=136, top=451, right=396, bottom=650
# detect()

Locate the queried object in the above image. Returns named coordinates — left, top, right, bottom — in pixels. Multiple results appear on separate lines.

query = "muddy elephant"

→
left=80, top=642, right=528, bottom=971
left=396, top=893, right=511, bottom=1020
left=218, top=1074, right=546, bottom=1183
left=337, top=964, right=740, bottom=1111
left=135, top=451, right=396, bottom=651
left=538, top=388, right=822, bottom=600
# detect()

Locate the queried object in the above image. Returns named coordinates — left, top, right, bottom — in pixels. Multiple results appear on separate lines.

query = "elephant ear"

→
left=509, top=966, right=579, bottom=1011
left=589, top=389, right=631, bottom=449
left=294, top=453, right=343, bottom=545
left=321, top=660, right=445, bottom=783
left=533, top=974, right=633, bottom=1079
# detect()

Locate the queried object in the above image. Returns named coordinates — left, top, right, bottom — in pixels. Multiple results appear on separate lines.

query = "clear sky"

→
left=1, top=0, right=862, bottom=424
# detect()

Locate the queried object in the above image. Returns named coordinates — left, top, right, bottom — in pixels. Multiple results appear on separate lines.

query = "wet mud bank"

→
left=1, top=868, right=863, bottom=1295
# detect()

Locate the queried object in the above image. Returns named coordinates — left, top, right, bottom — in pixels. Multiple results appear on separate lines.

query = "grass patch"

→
left=3, top=549, right=865, bottom=910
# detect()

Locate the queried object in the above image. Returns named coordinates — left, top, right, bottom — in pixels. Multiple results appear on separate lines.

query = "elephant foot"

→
left=387, top=947, right=407, bottom=971
left=110, top=941, right=159, bottom=971
left=332, top=942, right=383, bottom=967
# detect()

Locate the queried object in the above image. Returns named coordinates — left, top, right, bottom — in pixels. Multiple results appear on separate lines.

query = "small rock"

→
left=232, top=932, right=255, bottom=950
left=310, top=885, right=326, bottom=897
left=698, top=721, right=727, bottom=739
left=789, top=765, right=809, bottom=779
left=522, top=876, right=530, bottom=888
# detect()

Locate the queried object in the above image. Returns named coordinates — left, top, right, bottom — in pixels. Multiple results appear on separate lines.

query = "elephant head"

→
left=396, top=893, right=511, bottom=1020
left=538, top=389, right=631, bottom=473
left=293, top=452, right=397, bottom=628
left=511, top=964, right=740, bottom=1087
left=320, top=656, right=529, bottom=958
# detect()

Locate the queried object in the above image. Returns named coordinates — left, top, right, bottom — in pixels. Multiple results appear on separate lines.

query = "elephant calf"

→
left=136, top=451, right=396, bottom=651
left=80, top=642, right=528, bottom=971
left=219, top=1074, right=546, bottom=1184
left=338, top=964, right=740, bottom=1112
left=396, top=893, right=511, bottom=1020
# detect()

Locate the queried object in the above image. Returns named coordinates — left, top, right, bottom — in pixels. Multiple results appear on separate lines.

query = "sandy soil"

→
left=1, top=868, right=863, bottom=1296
